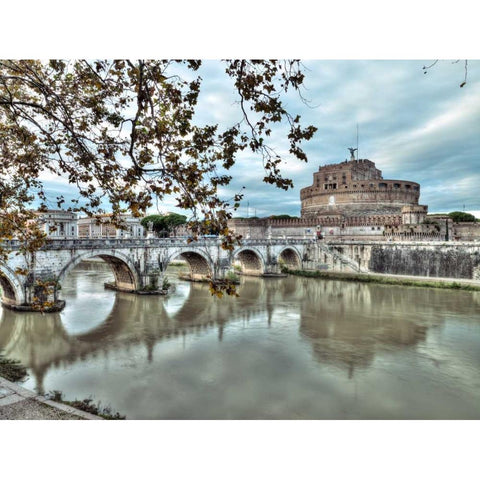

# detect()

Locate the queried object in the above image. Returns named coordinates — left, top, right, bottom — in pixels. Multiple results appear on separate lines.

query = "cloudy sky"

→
left=38, top=59, right=480, bottom=219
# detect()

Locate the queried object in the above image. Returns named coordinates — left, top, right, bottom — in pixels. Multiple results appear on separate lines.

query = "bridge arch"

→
left=278, top=247, right=302, bottom=270
left=57, top=250, right=140, bottom=292
left=233, top=247, right=265, bottom=276
left=164, top=248, right=214, bottom=281
left=0, top=265, right=25, bottom=306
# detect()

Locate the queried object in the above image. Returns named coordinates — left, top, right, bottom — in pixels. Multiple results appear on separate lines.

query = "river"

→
left=1, top=260, right=480, bottom=419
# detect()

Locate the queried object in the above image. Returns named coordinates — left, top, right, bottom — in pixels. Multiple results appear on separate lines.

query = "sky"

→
left=38, top=59, right=480, bottom=219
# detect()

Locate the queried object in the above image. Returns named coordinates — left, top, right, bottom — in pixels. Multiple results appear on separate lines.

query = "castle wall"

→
left=452, top=222, right=480, bottom=241
left=301, top=181, right=420, bottom=217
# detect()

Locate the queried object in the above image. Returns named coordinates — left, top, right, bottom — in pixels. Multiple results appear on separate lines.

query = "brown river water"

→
left=1, top=260, right=480, bottom=419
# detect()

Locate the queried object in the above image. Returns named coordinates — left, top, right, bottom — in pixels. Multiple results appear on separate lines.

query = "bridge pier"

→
left=2, top=279, right=66, bottom=313
left=105, top=272, right=167, bottom=294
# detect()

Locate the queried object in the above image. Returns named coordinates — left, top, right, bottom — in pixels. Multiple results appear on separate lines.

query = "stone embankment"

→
left=305, top=241, right=480, bottom=281
left=0, top=377, right=101, bottom=420
left=285, top=268, right=480, bottom=291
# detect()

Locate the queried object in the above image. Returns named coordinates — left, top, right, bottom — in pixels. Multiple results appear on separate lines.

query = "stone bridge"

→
left=0, top=237, right=312, bottom=310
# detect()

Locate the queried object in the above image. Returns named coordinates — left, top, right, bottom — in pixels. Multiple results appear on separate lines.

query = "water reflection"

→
left=0, top=261, right=480, bottom=419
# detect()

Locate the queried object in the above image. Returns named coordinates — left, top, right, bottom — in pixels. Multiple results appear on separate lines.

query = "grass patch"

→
left=47, top=390, right=126, bottom=420
left=140, top=284, right=159, bottom=292
left=284, top=269, right=480, bottom=291
left=0, top=355, right=27, bottom=382
left=225, top=271, right=240, bottom=284
left=168, top=261, right=188, bottom=267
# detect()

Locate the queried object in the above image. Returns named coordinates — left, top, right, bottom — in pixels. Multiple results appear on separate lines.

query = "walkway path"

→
left=366, top=271, right=480, bottom=287
left=0, top=377, right=101, bottom=420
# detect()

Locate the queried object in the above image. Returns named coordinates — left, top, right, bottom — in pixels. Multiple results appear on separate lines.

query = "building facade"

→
left=35, top=210, right=78, bottom=238
left=77, top=214, right=145, bottom=238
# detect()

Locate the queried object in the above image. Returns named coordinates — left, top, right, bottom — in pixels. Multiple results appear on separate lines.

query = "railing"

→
left=1, top=237, right=312, bottom=251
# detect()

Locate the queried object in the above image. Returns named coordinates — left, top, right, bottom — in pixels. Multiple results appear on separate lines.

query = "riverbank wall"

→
left=303, top=241, right=480, bottom=281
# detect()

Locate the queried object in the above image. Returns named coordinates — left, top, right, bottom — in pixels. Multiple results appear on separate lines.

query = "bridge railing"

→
left=1, top=236, right=313, bottom=251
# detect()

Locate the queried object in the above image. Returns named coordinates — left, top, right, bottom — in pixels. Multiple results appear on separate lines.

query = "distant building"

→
left=228, top=151, right=441, bottom=241
left=77, top=214, right=145, bottom=238
left=35, top=210, right=78, bottom=238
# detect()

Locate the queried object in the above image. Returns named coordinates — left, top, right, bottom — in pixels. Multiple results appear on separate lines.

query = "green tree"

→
left=448, top=211, right=477, bottom=223
left=164, top=213, right=187, bottom=236
left=269, top=214, right=298, bottom=219
left=141, top=213, right=187, bottom=237
left=0, top=59, right=317, bottom=295
left=140, top=215, right=168, bottom=236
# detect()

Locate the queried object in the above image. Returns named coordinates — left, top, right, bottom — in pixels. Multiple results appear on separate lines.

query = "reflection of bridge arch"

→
left=0, top=276, right=274, bottom=392
left=165, top=249, right=214, bottom=281
left=163, top=282, right=208, bottom=322
left=57, top=250, right=140, bottom=292
left=233, top=247, right=265, bottom=276
left=0, top=264, right=25, bottom=306
left=278, top=247, right=302, bottom=270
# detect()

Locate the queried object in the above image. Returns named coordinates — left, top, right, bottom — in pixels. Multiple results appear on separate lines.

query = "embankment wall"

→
left=316, top=241, right=480, bottom=280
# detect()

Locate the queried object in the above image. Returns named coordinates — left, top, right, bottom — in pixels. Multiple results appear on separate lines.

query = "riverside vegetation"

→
left=283, top=268, right=480, bottom=291
left=0, top=354, right=27, bottom=382
left=47, top=390, right=126, bottom=420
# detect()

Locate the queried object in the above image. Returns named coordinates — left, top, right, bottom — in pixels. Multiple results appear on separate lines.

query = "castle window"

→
left=361, top=184, right=365, bottom=187
left=394, top=183, right=401, bottom=189
left=353, top=184, right=357, bottom=188
left=324, top=184, right=328, bottom=190
left=379, top=183, right=387, bottom=188
left=413, top=186, right=419, bottom=191
left=405, top=184, right=411, bottom=189
left=370, top=183, right=374, bottom=187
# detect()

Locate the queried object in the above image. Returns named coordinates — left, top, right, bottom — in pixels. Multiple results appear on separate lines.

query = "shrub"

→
left=162, top=277, right=171, bottom=290
left=448, top=211, right=477, bottom=223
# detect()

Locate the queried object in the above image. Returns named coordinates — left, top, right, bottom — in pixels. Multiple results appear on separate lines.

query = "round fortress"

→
left=300, top=158, right=420, bottom=219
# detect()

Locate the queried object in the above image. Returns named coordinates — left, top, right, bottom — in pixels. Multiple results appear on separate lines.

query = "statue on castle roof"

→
left=348, top=147, right=358, bottom=160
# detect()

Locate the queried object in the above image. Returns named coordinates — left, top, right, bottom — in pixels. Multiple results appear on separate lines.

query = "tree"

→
left=141, top=213, right=187, bottom=237
left=0, top=60, right=317, bottom=295
left=164, top=213, right=187, bottom=236
left=140, top=215, right=168, bottom=236
left=448, top=211, right=477, bottom=223
left=422, top=60, right=469, bottom=87
left=269, top=214, right=298, bottom=219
